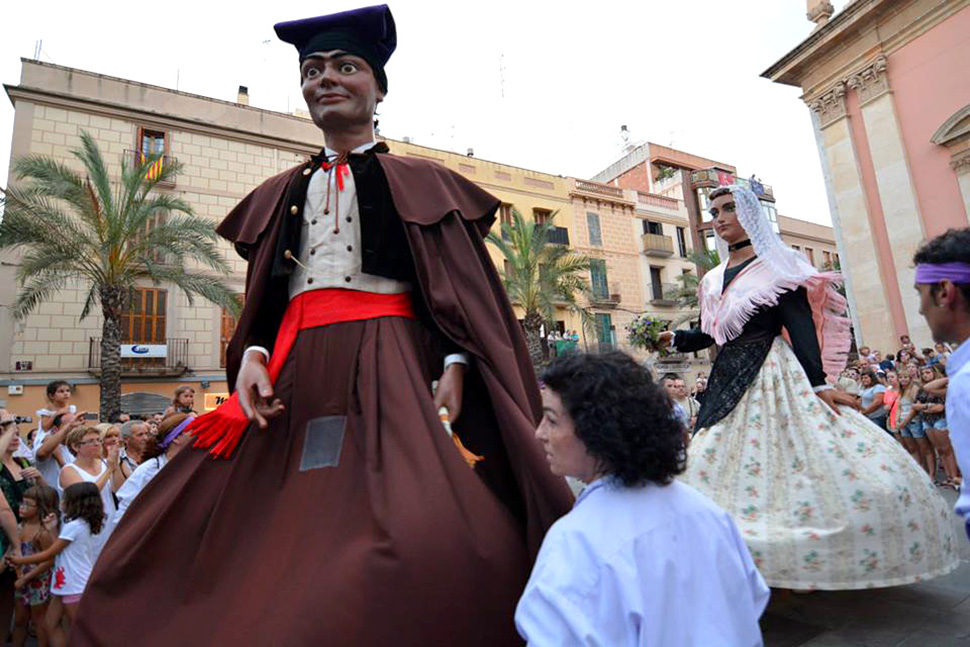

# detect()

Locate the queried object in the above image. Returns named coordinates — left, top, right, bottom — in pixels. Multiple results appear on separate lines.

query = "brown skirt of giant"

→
left=71, top=317, right=532, bottom=646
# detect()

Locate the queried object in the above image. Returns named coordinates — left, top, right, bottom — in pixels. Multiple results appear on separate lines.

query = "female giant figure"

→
left=662, top=185, right=957, bottom=590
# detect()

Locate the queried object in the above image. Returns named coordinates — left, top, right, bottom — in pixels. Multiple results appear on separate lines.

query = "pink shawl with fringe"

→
left=698, top=258, right=851, bottom=382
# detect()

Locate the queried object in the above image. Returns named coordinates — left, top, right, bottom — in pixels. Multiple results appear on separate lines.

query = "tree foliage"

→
left=0, top=130, right=240, bottom=418
left=486, top=208, right=593, bottom=369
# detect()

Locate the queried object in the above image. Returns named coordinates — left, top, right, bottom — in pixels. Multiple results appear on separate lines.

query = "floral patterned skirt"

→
left=682, top=337, right=959, bottom=590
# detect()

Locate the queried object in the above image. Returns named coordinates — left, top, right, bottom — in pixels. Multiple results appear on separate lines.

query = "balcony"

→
left=548, top=226, right=570, bottom=245
left=125, top=150, right=178, bottom=188
left=573, top=179, right=625, bottom=200
left=637, top=191, right=681, bottom=211
left=88, top=338, right=189, bottom=376
left=590, top=283, right=622, bottom=308
left=649, top=283, right=680, bottom=307
left=690, top=169, right=773, bottom=199
left=642, top=233, right=674, bottom=257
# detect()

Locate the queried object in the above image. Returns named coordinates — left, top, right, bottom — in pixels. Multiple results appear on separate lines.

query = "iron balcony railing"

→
left=590, top=283, right=622, bottom=308
left=548, top=226, right=570, bottom=245
left=125, top=150, right=178, bottom=188
left=88, top=338, right=189, bottom=375
left=649, top=282, right=681, bottom=307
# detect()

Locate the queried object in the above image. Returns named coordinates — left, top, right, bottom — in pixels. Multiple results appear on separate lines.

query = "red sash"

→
left=191, top=289, right=415, bottom=458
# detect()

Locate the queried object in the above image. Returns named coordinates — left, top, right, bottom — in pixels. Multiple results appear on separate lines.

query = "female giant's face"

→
left=709, top=192, right=747, bottom=245
left=536, top=388, right=600, bottom=483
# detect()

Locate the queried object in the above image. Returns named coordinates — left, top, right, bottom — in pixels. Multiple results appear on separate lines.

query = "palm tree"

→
left=0, top=130, right=240, bottom=420
left=672, top=248, right=720, bottom=326
left=487, top=208, right=592, bottom=369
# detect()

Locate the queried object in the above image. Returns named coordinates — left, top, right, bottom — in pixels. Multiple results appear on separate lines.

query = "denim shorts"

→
left=899, top=420, right=926, bottom=438
left=922, top=418, right=947, bottom=433
left=900, top=420, right=926, bottom=439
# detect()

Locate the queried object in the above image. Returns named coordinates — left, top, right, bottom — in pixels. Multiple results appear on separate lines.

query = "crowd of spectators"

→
left=0, top=382, right=197, bottom=645
left=836, top=336, right=959, bottom=489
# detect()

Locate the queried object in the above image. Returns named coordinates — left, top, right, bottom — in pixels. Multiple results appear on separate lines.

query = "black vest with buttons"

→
left=272, top=142, right=415, bottom=285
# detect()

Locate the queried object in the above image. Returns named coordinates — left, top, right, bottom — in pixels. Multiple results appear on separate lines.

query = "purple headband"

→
left=159, top=416, right=194, bottom=450
left=915, top=262, right=970, bottom=284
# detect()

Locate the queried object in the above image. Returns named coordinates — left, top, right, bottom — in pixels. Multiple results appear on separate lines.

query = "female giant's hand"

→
left=658, top=331, right=674, bottom=350
left=817, top=388, right=859, bottom=416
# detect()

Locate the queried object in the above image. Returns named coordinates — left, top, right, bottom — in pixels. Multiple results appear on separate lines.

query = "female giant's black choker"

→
left=728, top=239, right=752, bottom=252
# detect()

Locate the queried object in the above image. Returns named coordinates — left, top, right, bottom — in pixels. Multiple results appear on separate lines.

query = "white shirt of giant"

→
left=288, top=141, right=410, bottom=299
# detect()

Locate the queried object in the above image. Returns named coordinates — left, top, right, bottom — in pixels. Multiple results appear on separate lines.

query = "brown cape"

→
left=71, top=152, right=573, bottom=646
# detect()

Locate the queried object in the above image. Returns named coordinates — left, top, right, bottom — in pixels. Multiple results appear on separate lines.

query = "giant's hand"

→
left=658, top=331, right=674, bottom=350
left=236, top=353, right=285, bottom=430
left=433, top=363, right=466, bottom=424
left=816, top=388, right=858, bottom=416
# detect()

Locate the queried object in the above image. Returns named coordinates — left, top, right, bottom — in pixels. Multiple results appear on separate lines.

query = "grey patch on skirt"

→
left=300, top=416, right=347, bottom=471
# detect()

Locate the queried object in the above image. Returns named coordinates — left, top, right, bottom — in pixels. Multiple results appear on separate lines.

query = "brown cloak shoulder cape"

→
left=71, top=152, right=573, bottom=646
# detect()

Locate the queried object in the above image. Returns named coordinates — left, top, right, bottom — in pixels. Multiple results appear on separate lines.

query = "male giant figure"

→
left=72, top=6, right=573, bottom=645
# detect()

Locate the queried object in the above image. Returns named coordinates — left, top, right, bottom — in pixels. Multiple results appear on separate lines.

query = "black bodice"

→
left=674, top=257, right=826, bottom=431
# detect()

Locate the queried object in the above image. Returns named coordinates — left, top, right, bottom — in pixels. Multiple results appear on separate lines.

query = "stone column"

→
left=847, top=55, right=932, bottom=347
left=807, top=107, right=864, bottom=346
left=807, top=82, right=896, bottom=351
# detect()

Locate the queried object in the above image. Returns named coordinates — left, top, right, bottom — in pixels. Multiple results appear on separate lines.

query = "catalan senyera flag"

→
left=139, top=152, right=164, bottom=181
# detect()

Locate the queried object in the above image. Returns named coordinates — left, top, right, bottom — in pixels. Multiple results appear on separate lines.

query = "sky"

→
left=1, top=0, right=850, bottom=226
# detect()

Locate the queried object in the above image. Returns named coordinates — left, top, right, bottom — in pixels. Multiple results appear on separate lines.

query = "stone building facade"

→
left=0, top=59, right=588, bottom=415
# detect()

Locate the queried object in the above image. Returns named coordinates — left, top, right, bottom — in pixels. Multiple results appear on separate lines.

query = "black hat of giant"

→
left=274, top=4, right=396, bottom=93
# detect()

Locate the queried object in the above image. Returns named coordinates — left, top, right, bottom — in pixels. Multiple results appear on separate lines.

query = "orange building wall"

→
left=888, top=6, right=970, bottom=235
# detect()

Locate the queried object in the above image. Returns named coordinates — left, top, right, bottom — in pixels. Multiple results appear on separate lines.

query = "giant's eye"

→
left=303, top=67, right=321, bottom=80
left=339, top=61, right=359, bottom=74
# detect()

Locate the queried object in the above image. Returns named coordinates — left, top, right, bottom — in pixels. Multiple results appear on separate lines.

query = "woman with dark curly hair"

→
left=515, top=352, right=769, bottom=646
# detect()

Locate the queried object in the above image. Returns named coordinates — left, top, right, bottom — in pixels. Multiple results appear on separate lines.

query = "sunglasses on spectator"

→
left=77, top=438, right=103, bottom=446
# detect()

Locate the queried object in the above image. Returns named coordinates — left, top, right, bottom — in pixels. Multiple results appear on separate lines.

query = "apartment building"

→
left=0, top=59, right=594, bottom=414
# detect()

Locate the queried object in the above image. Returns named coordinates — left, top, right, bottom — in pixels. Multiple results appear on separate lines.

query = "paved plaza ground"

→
left=12, top=490, right=966, bottom=646
left=763, top=487, right=970, bottom=646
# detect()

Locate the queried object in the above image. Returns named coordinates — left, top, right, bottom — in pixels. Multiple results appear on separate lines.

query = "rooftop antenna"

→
left=33, top=40, right=42, bottom=61
left=499, top=53, right=506, bottom=99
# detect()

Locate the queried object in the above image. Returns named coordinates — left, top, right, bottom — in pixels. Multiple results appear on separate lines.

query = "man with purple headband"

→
left=72, top=5, right=572, bottom=645
left=913, top=227, right=970, bottom=536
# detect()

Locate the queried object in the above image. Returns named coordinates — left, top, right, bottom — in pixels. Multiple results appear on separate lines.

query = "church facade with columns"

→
left=763, top=0, right=970, bottom=354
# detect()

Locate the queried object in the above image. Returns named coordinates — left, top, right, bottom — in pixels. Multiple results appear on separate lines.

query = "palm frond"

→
left=487, top=207, right=590, bottom=330
left=11, top=271, right=70, bottom=320
left=74, top=131, right=115, bottom=224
